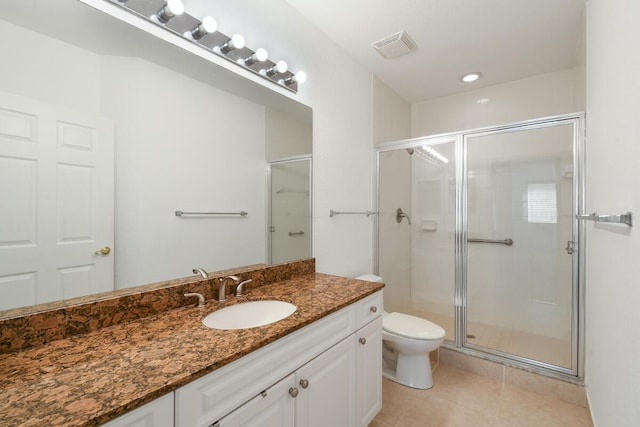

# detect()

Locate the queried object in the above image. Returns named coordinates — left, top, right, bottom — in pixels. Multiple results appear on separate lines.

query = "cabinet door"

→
left=216, top=374, right=295, bottom=427
left=101, top=393, right=173, bottom=427
left=356, top=317, right=382, bottom=427
left=295, top=335, right=356, bottom=427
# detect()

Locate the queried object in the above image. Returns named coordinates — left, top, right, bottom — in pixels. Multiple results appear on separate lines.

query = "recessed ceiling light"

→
left=460, top=72, right=482, bottom=83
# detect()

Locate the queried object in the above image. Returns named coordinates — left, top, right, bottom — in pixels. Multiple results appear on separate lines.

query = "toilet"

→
left=356, top=275, right=446, bottom=389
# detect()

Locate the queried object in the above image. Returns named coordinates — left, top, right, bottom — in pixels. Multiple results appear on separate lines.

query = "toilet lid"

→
left=383, top=312, right=446, bottom=340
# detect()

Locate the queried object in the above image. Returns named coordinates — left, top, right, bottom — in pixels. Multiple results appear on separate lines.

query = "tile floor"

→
left=368, top=364, right=591, bottom=427
left=401, top=308, right=571, bottom=369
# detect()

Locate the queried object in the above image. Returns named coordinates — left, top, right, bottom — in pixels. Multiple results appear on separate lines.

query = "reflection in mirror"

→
left=268, top=157, right=312, bottom=264
left=0, top=0, right=312, bottom=313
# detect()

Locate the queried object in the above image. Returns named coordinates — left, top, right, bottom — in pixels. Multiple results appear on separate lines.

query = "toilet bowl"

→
left=356, top=275, right=446, bottom=389
left=382, top=312, right=445, bottom=389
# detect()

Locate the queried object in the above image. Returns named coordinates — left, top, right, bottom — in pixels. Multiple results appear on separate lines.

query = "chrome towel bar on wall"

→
left=577, top=212, right=633, bottom=227
left=468, top=238, right=514, bottom=246
left=175, top=210, right=248, bottom=217
left=329, top=209, right=378, bottom=217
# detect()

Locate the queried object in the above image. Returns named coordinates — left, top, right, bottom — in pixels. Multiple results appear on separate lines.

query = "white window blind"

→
left=527, top=183, right=557, bottom=224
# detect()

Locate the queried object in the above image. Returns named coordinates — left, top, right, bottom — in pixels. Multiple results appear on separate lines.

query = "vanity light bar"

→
left=111, top=0, right=306, bottom=93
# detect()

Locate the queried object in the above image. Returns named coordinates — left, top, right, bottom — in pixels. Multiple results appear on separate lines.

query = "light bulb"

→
left=155, top=0, right=184, bottom=23
left=282, top=71, right=307, bottom=86
left=275, top=60, right=288, bottom=74
left=243, top=48, right=268, bottom=66
left=190, top=16, right=217, bottom=39
left=220, top=34, right=245, bottom=54
left=294, top=71, right=307, bottom=84
left=254, top=48, right=268, bottom=62
left=265, top=60, right=288, bottom=76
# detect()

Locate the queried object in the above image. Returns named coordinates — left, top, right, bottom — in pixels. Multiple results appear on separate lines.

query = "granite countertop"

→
left=0, top=273, right=383, bottom=426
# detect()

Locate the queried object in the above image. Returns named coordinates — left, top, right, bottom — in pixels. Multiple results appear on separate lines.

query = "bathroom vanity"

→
left=107, top=291, right=382, bottom=427
left=0, top=261, right=383, bottom=426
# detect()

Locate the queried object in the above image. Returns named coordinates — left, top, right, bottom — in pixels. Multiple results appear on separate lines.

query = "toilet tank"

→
left=356, top=274, right=384, bottom=283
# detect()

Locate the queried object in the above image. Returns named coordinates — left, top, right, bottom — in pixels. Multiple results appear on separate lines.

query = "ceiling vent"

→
left=372, top=31, right=417, bottom=59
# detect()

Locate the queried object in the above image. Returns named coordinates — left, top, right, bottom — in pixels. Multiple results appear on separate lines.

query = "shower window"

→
left=527, top=183, right=558, bottom=224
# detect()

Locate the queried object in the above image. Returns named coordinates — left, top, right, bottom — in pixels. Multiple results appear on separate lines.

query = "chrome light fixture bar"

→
left=110, top=0, right=306, bottom=93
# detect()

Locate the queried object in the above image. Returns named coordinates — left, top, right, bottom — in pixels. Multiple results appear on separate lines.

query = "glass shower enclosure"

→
left=376, top=114, right=584, bottom=379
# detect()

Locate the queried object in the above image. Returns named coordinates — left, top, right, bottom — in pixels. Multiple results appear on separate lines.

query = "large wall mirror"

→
left=0, top=0, right=312, bottom=313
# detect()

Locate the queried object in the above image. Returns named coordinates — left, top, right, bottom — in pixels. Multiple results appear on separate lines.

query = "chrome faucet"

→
left=218, top=275, right=240, bottom=302
left=193, top=267, right=209, bottom=279
left=235, top=279, right=252, bottom=297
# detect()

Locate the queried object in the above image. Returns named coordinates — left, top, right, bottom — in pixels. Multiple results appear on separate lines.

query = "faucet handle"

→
left=184, top=292, right=205, bottom=307
left=218, top=275, right=241, bottom=302
left=235, top=279, right=252, bottom=297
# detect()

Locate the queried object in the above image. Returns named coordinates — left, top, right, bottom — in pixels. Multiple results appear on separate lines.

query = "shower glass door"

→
left=464, top=122, right=577, bottom=371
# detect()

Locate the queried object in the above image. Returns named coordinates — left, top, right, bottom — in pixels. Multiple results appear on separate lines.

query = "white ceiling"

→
left=285, top=0, right=587, bottom=104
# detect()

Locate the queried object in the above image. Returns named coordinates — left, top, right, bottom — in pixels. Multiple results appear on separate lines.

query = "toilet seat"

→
left=383, top=312, right=446, bottom=341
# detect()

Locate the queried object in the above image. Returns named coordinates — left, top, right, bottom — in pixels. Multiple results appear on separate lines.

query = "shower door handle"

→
left=565, top=240, right=575, bottom=255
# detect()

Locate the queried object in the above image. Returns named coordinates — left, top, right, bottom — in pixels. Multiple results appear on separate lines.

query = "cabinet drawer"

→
left=357, top=291, right=382, bottom=328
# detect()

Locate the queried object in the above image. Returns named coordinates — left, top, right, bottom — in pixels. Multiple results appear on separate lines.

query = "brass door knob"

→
left=289, top=387, right=299, bottom=398
left=95, top=246, right=111, bottom=255
left=299, top=379, right=309, bottom=389
left=359, top=337, right=367, bottom=345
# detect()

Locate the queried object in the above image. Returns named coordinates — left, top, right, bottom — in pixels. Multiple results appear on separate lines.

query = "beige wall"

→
left=265, top=107, right=312, bottom=161
left=585, top=0, right=640, bottom=425
left=372, top=76, right=411, bottom=145
left=411, top=68, right=585, bottom=137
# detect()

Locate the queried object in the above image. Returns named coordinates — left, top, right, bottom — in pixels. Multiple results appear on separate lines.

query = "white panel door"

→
left=295, top=335, right=357, bottom=427
left=0, top=91, right=114, bottom=309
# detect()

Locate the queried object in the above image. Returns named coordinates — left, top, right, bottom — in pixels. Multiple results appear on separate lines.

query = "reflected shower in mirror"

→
left=0, top=0, right=312, bottom=313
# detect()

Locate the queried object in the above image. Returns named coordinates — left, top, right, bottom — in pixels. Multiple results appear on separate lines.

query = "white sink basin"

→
left=202, top=300, right=297, bottom=330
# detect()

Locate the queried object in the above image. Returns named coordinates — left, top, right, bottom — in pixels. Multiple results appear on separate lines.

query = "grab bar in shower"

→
left=468, top=238, right=514, bottom=246
left=329, top=209, right=377, bottom=217
left=576, top=212, right=633, bottom=227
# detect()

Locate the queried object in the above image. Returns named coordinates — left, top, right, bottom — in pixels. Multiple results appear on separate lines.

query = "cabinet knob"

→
left=359, top=337, right=367, bottom=345
left=299, top=379, right=309, bottom=389
left=289, top=387, right=299, bottom=398
left=370, top=306, right=378, bottom=313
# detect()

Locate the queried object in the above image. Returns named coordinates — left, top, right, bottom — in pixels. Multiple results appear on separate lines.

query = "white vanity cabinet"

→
left=101, top=393, right=174, bottom=427
left=354, top=291, right=383, bottom=427
left=213, top=374, right=296, bottom=427
left=293, top=335, right=357, bottom=427
left=175, top=291, right=383, bottom=427
left=216, top=336, right=356, bottom=427
left=356, top=316, right=382, bottom=427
